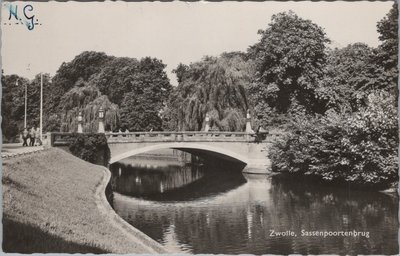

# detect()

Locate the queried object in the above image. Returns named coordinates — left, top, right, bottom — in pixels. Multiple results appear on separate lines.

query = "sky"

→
left=1, top=1, right=394, bottom=85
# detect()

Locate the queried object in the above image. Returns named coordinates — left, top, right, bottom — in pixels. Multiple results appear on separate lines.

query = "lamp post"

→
left=77, top=111, right=83, bottom=133
left=204, top=113, right=210, bottom=132
left=17, top=79, right=28, bottom=129
left=98, top=106, right=105, bottom=133
left=40, top=73, right=43, bottom=141
left=245, top=109, right=254, bottom=133
left=23, top=64, right=31, bottom=130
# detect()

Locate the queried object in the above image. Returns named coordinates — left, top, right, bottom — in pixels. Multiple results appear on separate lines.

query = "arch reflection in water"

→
left=110, top=155, right=398, bottom=255
left=110, top=155, right=246, bottom=201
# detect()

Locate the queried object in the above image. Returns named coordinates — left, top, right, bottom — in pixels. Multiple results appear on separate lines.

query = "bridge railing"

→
left=105, top=131, right=256, bottom=143
left=46, top=131, right=274, bottom=146
left=46, top=132, right=77, bottom=146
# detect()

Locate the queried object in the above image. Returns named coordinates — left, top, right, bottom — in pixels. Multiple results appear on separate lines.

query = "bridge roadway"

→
left=48, top=131, right=272, bottom=174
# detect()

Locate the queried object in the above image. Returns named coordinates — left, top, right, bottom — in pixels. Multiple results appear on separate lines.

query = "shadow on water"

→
left=109, top=160, right=246, bottom=202
left=109, top=154, right=399, bottom=255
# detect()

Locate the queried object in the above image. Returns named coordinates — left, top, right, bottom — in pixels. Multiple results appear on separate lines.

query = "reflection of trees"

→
left=110, top=162, right=204, bottom=196
left=110, top=161, right=246, bottom=202
left=267, top=175, right=398, bottom=254
left=112, top=171, right=398, bottom=255
left=143, top=167, right=246, bottom=202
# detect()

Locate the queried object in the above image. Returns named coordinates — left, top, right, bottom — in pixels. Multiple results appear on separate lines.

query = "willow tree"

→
left=45, top=51, right=113, bottom=116
left=59, top=85, right=119, bottom=132
left=44, top=51, right=171, bottom=132
left=164, top=52, right=254, bottom=131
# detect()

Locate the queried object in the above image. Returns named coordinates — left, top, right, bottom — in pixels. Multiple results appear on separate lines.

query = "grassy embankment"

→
left=2, top=148, right=167, bottom=253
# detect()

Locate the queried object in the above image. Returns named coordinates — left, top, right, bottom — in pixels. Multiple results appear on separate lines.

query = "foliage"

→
left=46, top=51, right=113, bottom=115
left=263, top=7, right=399, bottom=188
left=248, top=11, right=330, bottom=127
left=117, top=57, right=171, bottom=131
left=44, top=114, right=61, bottom=132
left=60, top=93, right=119, bottom=133
left=375, top=2, right=398, bottom=99
left=58, top=85, right=118, bottom=132
left=91, top=57, right=172, bottom=107
left=2, top=75, right=20, bottom=140
left=1, top=74, right=52, bottom=139
left=164, top=52, right=254, bottom=131
left=27, top=74, right=52, bottom=128
left=3, top=51, right=171, bottom=135
left=43, top=52, right=171, bottom=132
left=90, top=57, right=140, bottom=106
left=376, top=2, right=398, bottom=73
left=119, top=92, right=162, bottom=131
left=44, top=51, right=114, bottom=132
left=68, top=133, right=110, bottom=165
left=270, top=92, right=398, bottom=187
left=316, top=43, right=391, bottom=112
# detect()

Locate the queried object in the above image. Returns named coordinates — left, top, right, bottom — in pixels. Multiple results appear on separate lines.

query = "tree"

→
left=2, top=74, right=17, bottom=140
left=173, top=63, right=189, bottom=84
left=164, top=52, right=254, bottom=131
left=116, top=57, right=172, bottom=131
left=270, top=92, right=398, bottom=188
left=119, top=92, right=162, bottom=131
left=59, top=86, right=119, bottom=133
left=1, top=74, right=29, bottom=140
left=89, top=56, right=172, bottom=108
left=26, top=73, right=52, bottom=128
left=45, top=51, right=113, bottom=116
left=376, top=2, right=398, bottom=73
left=43, top=52, right=171, bottom=132
left=2, top=73, right=56, bottom=137
left=90, top=57, right=140, bottom=105
left=375, top=2, right=398, bottom=97
left=248, top=11, right=330, bottom=126
left=316, top=43, right=391, bottom=112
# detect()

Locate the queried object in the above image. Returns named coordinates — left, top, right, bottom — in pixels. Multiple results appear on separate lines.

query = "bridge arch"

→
left=109, top=142, right=250, bottom=164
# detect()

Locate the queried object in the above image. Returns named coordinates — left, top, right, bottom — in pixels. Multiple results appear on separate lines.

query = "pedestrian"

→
left=35, top=127, right=41, bottom=146
left=22, top=128, right=29, bottom=146
left=29, top=127, right=36, bottom=146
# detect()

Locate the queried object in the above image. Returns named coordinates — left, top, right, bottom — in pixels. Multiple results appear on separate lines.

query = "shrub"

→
left=68, top=133, right=110, bottom=165
left=270, top=92, right=398, bottom=187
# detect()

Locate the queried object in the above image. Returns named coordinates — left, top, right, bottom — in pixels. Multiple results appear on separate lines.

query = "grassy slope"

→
left=2, top=148, right=161, bottom=253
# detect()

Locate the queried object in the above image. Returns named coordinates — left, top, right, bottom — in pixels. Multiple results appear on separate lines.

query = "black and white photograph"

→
left=1, top=1, right=398, bottom=255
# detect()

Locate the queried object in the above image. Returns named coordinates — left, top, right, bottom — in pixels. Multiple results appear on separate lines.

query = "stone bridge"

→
left=48, top=131, right=273, bottom=174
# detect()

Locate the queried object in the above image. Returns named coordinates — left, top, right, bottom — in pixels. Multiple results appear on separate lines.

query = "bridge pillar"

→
left=242, top=142, right=272, bottom=174
left=245, top=109, right=254, bottom=133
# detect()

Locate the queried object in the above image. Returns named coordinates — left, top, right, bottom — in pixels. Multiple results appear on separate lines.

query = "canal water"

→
left=109, top=151, right=398, bottom=255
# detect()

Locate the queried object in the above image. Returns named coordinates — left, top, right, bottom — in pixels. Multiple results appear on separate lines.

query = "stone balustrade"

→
left=48, top=131, right=258, bottom=146
left=106, top=131, right=256, bottom=143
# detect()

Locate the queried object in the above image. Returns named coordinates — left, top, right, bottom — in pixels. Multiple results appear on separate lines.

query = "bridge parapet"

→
left=47, top=131, right=261, bottom=146
left=106, top=131, right=256, bottom=143
left=46, top=131, right=275, bottom=174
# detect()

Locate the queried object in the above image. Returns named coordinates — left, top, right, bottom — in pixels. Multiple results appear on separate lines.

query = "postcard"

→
left=1, top=1, right=398, bottom=255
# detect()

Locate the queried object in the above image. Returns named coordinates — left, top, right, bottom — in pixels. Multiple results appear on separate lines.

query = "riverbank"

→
left=2, top=148, right=168, bottom=253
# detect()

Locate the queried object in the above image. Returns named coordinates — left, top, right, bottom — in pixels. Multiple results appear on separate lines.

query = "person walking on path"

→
left=22, top=128, right=29, bottom=146
left=29, top=127, right=36, bottom=146
left=35, top=127, right=41, bottom=146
